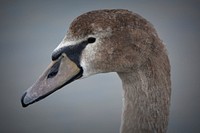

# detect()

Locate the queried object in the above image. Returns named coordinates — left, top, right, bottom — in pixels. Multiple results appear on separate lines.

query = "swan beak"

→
left=21, top=53, right=81, bottom=107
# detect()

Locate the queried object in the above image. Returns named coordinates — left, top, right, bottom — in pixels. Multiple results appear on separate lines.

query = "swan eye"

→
left=87, top=37, right=96, bottom=43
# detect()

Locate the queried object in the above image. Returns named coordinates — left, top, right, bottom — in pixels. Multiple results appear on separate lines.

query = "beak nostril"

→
left=47, top=60, right=61, bottom=79
left=47, top=70, right=58, bottom=78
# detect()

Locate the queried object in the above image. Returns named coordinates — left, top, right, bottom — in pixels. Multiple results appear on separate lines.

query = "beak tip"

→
left=21, top=92, right=29, bottom=108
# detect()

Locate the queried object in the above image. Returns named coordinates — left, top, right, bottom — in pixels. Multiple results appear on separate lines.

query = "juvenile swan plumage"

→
left=21, top=9, right=171, bottom=133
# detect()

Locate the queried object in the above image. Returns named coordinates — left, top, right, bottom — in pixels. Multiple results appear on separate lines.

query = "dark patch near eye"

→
left=52, top=40, right=88, bottom=67
left=64, top=41, right=88, bottom=66
left=87, top=37, right=96, bottom=43
left=52, top=37, right=96, bottom=67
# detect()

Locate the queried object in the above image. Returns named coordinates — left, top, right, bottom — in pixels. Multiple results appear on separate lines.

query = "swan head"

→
left=21, top=9, right=158, bottom=107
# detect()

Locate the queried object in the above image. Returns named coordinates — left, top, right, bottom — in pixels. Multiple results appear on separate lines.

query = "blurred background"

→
left=0, top=0, right=199, bottom=133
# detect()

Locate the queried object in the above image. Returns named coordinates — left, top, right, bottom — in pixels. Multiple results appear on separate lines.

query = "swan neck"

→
left=118, top=68, right=170, bottom=133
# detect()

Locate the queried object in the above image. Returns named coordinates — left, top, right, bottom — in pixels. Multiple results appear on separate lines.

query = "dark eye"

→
left=87, top=37, right=96, bottom=43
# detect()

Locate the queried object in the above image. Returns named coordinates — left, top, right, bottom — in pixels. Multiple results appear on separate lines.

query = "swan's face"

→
left=53, top=27, right=121, bottom=78
left=53, top=29, right=113, bottom=78
left=21, top=9, right=154, bottom=107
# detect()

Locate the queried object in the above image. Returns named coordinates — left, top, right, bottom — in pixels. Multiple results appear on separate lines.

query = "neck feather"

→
left=117, top=57, right=171, bottom=133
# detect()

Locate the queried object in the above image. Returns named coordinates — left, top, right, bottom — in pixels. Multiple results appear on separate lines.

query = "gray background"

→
left=0, top=0, right=199, bottom=133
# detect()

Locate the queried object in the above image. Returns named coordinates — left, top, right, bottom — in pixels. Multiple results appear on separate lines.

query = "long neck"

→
left=117, top=58, right=171, bottom=133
